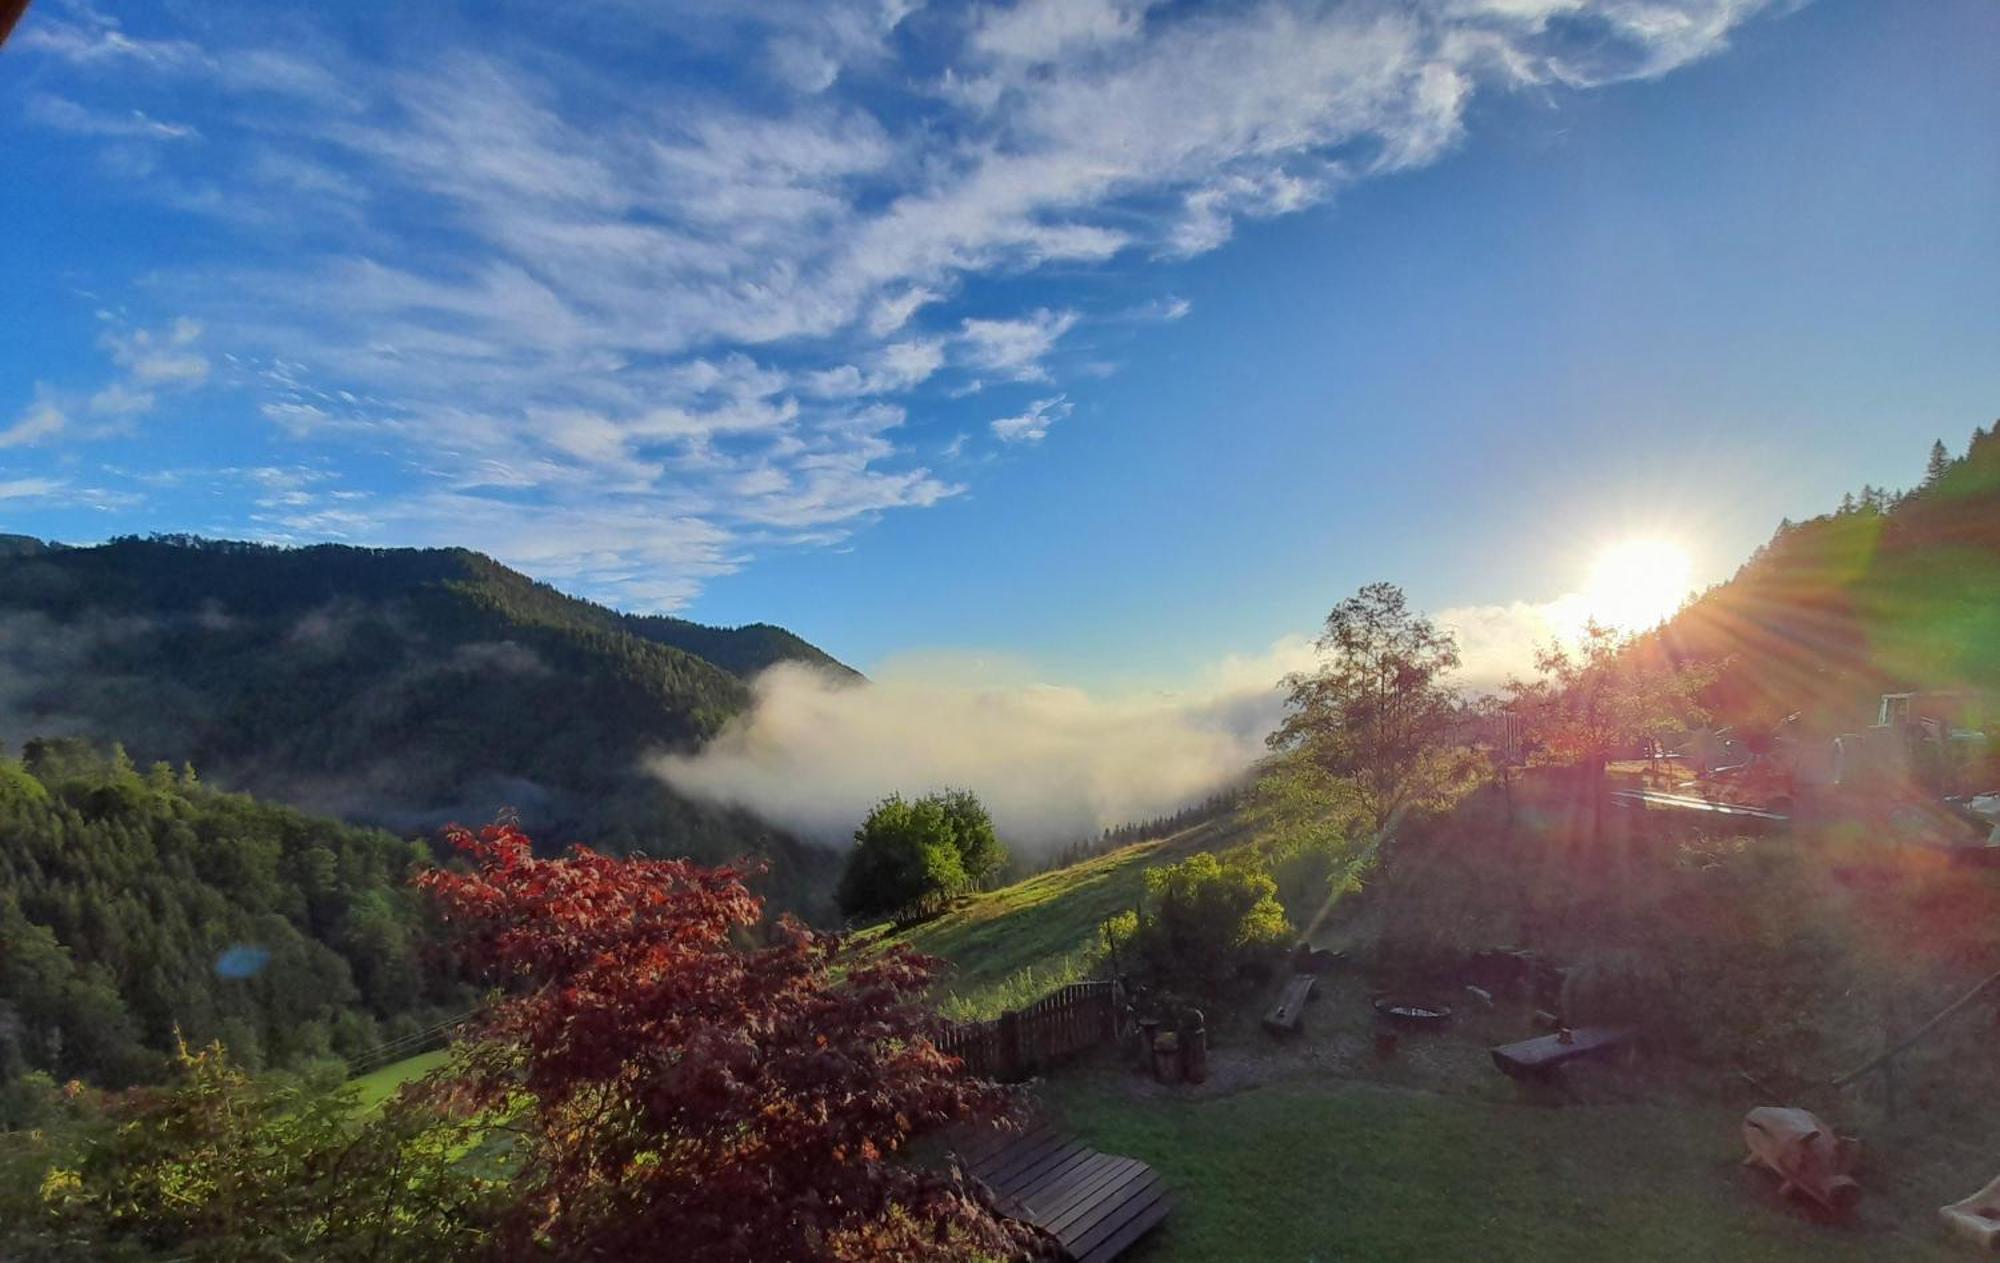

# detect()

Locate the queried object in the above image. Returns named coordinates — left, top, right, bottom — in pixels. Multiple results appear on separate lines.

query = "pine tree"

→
left=1923, top=439, right=1951, bottom=489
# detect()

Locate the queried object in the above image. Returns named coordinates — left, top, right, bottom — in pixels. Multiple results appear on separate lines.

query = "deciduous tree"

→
left=417, top=824, right=1024, bottom=1263
left=1268, top=583, right=1478, bottom=840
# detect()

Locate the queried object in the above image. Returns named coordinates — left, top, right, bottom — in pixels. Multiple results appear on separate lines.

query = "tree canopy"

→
left=417, top=824, right=1025, bottom=1262
left=837, top=789, right=1007, bottom=919
left=1267, top=583, right=1478, bottom=838
left=0, top=739, right=465, bottom=1092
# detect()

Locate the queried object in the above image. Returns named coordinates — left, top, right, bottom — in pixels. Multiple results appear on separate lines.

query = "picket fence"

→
left=934, top=979, right=1122, bottom=1082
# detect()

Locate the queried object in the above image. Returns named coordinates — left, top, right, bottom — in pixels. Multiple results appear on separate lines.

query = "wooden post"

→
left=998, top=1009, right=1022, bottom=1081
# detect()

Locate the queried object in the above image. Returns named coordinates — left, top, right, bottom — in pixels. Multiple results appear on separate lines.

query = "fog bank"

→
left=651, top=600, right=1587, bottom=854
left=652, top=655, right=1290, bottom=853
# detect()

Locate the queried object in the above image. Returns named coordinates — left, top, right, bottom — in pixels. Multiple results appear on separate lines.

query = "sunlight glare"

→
left=1582, top=538, right=1694, bottom=632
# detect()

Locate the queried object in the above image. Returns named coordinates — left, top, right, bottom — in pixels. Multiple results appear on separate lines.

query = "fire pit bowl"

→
left=1372, top=997, right=1453, bottom=1029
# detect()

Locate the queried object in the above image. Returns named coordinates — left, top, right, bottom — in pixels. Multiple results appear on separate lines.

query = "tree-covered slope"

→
left=1641, top=428, right=2000, bottom=735
left=0, top=739, right=465, bottom=1090
left=0, top=536, right=849, bottom=913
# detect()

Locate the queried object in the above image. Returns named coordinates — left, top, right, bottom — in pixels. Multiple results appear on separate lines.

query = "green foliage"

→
left=1110, top=851, right=1291, bottom=983
left=1244, top=752, right=1373, bottom=931
left=1667, top=429, right=2000, bottom=736
left=865, top=822, right=1233, bottom=1020
left=933, top=787, right=1006, bottom=885
left=0, top=535, right=851, bottom=917
left=0, top=740, right=465, bottom=1089
left=838, top=789, right=1009, bottom=918
left=1510, top=621, right=1711, bottom=771
left=2, top=1040, right=496, bottom=1262
left=1270, top=582, right=1480, bottom=836
left=838, top=794, right=969, bottom=918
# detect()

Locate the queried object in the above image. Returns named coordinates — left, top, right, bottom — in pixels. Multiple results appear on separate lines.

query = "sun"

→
left=1582, top=538, right=1694, bottom=632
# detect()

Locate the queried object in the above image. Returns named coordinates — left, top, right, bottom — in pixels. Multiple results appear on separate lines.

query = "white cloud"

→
left=655, top=654, right=1275, bottom=851
left=958, top=308, right=1079, bottom=381
left=106, top=318, right=210, bottom=386
left=0, top=318, right=209, bottom=449
left=802, top=337, right=946, bottom=398
left=0, top=477, right=70, bottom=501
left=0, top=395, right=69, bottom=449
left=16, top=0, right=1791, bottom=608
left=25, top=94, right=199, bottom=140
left=971, top=0, right=1159, bottom=64
left=990, top=394, right=1072, bottom=445
left=1436, top=593, right=1593, bottom=690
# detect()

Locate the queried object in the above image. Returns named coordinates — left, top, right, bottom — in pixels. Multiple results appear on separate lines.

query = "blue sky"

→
left=3, top=0, right=1996, bottom=690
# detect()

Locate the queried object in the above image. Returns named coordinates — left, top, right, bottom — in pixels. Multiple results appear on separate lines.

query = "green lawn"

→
left=1037, top=1066, right=1965, bottom=1263
left=867, top=818, right=1239, bottom=1020
left=347, top=1048, right=449, bottom=1112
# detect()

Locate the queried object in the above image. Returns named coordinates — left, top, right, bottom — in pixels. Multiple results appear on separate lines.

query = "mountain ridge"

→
left=0, top=534, right=854, bottom=914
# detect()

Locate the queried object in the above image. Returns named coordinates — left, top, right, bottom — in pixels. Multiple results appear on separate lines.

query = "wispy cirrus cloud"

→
left=1, top=317, right=209, bottom=449
left=6, top=0, right=1792, bottom=608
left=991, top=395, right=1072, bottom=446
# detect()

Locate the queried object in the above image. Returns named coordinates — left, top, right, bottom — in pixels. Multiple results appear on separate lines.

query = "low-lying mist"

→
left=652, top=594, right=1587, bottom=856
left=652, top=655, right=1292, bottom=856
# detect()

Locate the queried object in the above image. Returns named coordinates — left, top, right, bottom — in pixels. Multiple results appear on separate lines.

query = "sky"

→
left=3, top=0, right=1997, bottom=700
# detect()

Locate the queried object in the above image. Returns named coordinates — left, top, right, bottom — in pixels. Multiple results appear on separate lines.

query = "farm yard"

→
left=886, top=768, right=2000, bottom=1262
left=1030, top=968, right=1976, bottom=1262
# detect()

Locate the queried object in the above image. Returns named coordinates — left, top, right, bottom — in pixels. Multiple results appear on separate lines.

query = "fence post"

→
left=998, top=1008, right=1023, bottom=1081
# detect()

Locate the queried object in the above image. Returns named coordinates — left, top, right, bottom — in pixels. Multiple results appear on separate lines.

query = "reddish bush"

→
left=417, top=823, right=1023, bottom=1262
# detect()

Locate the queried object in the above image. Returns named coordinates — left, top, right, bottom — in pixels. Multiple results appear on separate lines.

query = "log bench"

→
left=1490, top=1026, right=1635, bottom=1078
left=1261, top=972, right=1317, bottom=1036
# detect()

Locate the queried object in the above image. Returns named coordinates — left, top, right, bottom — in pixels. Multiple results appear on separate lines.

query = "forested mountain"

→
left=1646, top=426, right=2000, bottom=733
left=0, top=536, right=853, bottom=914
left=0, top=739, right=464, bottom=1091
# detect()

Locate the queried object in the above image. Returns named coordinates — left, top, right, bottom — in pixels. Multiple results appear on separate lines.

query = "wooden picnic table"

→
left=1490, top=1026, right=1636, bottom=1078
left=959, top=1122, right=1172, bottom=1263
left=1261, top=972, right=1317, bottom=1035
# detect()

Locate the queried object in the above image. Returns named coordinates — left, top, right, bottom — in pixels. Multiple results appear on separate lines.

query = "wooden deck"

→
left=960, top=1121, right=1172, bottom=1263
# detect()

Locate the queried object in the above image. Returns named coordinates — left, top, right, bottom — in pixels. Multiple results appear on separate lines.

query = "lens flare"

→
left=1583, top=538, right=1694, bottom=632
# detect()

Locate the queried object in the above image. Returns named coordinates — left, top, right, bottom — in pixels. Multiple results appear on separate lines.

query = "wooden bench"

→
left=1490, top=1026, right=1635, bottom=1078
left=959, top=1122, right=1172, bottom=1263
left=1261, top=972, right=1317, bottom=1036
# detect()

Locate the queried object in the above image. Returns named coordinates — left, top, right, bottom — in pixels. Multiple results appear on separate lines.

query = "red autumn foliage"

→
left=415, top=823, right=1027, bottom=1262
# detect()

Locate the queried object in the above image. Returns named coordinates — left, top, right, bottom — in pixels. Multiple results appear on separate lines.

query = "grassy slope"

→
left=868, top=818, right=1242, bottom=1020
left=348, top=1049, right=449, bottom=1112
left=886, top=804, right=1969, bottom=1261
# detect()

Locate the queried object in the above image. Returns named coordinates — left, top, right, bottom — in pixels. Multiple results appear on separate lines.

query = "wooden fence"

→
left=346, top=1009, right=479, bottom=1077
left=935, top=980, right=1121, bottom=1082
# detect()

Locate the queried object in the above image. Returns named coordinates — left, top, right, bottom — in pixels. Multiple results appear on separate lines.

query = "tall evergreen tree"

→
left=1923, top=438, right=1952, bottom=489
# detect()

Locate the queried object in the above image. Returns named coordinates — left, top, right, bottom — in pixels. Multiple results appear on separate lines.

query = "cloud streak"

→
left=9, top=0, right=1792, bottom=607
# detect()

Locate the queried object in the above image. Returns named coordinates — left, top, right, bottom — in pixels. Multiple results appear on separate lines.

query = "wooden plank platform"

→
left=1262, top=972, right=1316, bottom=1035
left=1490, top=1026, right=1635, bottom=1078
left=960, top=1125, right=1172, bottom=1262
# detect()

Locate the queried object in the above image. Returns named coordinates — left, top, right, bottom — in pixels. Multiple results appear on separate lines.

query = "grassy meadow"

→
left=862, top=816, right=1243, bottom=1020
left=890, top=780, right=2000, bottom=1262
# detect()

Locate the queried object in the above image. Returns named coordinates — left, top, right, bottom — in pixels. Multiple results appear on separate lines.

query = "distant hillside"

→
left=1649, top=426, right=2000, bottom=733
left=0, top=739, right=466, bottom=1090
left=0, top=536, right=854, bottom=914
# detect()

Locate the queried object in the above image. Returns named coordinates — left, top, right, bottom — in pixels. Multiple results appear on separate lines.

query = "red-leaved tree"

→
left=415, top=824, right=1027, bottom=1262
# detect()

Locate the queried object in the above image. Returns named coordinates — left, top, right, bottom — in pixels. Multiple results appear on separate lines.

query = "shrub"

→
left=1112, top=852, right=1291, bottom=983
left=838, top=789, right=1008, bottom=919
left=4, top=1038, right=495, bottom=1262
